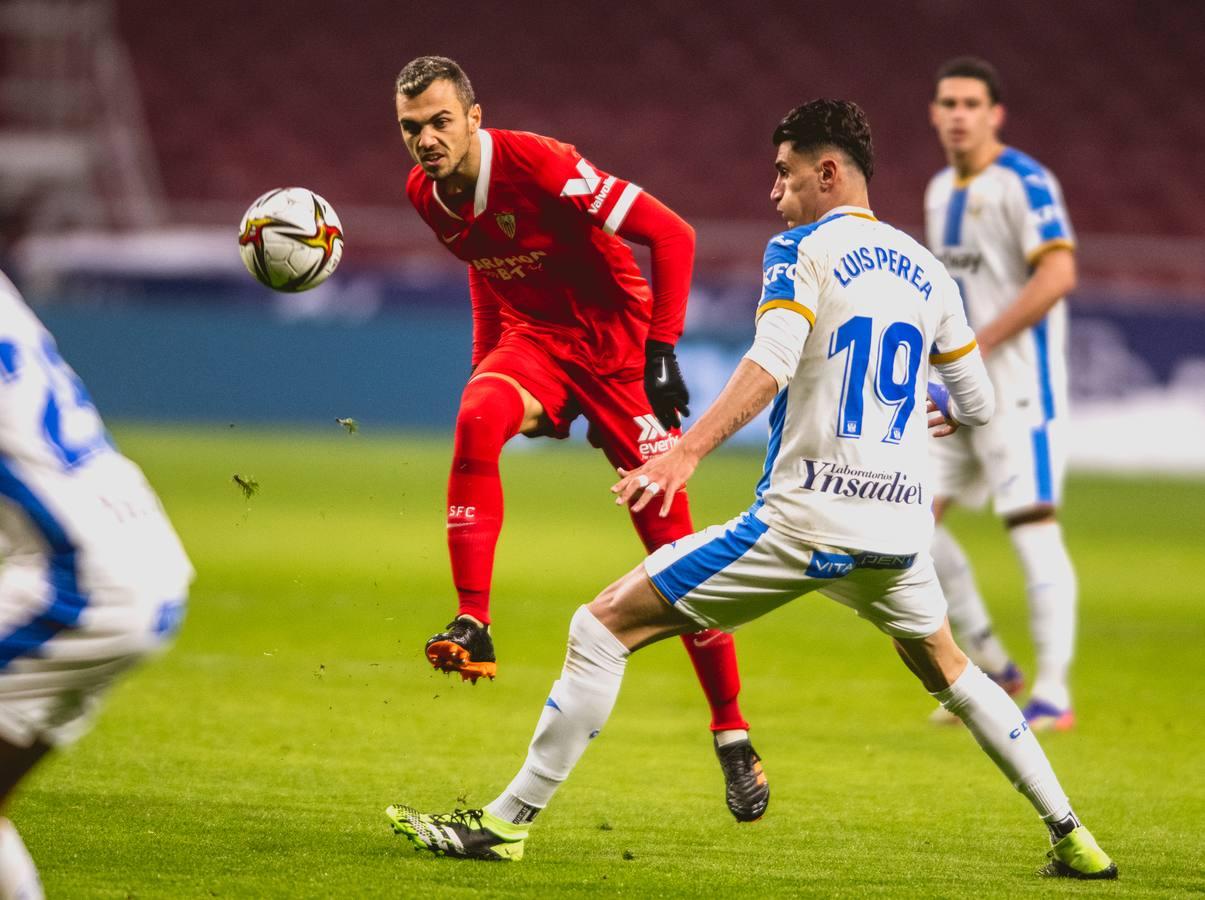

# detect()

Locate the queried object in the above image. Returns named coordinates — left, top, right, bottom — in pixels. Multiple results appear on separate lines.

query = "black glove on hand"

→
left=644, top=339, right=691, bottom=431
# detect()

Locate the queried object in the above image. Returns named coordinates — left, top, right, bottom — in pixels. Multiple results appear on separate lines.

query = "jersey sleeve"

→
left=614, top=191, right=694, bottom=345
left=755, top=234, right=818, bottom=326
left=929, top=271, right=978, bottom=364
left=467, top=266, right=502, bottom=366
left=516, top=133, right=643, bottom=235
left=404, top=165, right=427, bottom=210
left=744, top=308, right=812, bottom=390
left=1002, top=163, right=1076, bottom=266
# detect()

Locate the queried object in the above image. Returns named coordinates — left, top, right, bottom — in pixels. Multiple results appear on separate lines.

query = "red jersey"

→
left=406, top=128, right=687, bottom=376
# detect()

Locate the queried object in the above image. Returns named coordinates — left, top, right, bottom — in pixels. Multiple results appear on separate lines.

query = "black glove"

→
left=644, top=339, right=691, bottom=431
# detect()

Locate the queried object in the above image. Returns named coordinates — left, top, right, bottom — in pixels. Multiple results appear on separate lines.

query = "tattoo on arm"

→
left=710, top=403, right=762, bottom=449
left=681, top=360, right=779, bottom=460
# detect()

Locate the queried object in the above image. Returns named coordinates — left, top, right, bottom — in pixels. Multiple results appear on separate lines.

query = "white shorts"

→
left=930, top=408, right=1067, bottom=516
left=643, top=506, right=945, bottom=640
left=0, top=555, right=189, bottom=748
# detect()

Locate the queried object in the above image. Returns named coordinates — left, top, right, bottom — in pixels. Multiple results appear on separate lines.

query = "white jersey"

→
left=743, top=206, right=982, bottom=555
left=0, top=271, right=192, bottom=628
left=924, top=147, right=1074, bottom=422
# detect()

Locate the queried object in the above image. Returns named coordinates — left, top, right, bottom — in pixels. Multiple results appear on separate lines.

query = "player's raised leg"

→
left=389, top=565, right=695, bottom=858
left=425, top=373, right=540, bottom=682
left=930, top=493, right=1023, bottom=696
left=893, top=620, right=1114, bottom=878
left=582, top=379, right=764, bottom=822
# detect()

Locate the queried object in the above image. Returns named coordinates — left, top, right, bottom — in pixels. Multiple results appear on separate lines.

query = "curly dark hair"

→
left=395, top=56, right=475, bottom=110
left=935, top=56, right=1003, bottom=104
left=772, top=99, right=874, bottom=183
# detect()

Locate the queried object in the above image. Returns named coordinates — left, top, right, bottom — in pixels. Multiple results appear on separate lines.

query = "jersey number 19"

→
left=828, top=316, right=923, bottom=445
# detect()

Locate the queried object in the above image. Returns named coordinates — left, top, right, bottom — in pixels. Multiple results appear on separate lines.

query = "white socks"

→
left=714, top=729, right=749, bottom=748
left=933, top=664, right=1071, bottom=824
left=933, top=520, right=1078, bottom=708
left=931, top=525, right=1011, bottom=674
left=485, top=606, right=629, bottom=828
left=1010, top=521, right=1077, bottom=709
left=0, top=818, right=43, bottom=900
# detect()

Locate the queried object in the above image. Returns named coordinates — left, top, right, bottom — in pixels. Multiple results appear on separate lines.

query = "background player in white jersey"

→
left=0, top=271, right=193, bottom=899
left=386, top=100, right=1116, bottom=879
left=925, top=58, right=1080, bottom=730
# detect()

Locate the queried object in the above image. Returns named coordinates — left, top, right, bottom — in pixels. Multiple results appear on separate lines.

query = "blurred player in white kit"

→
left=0, top=270, right=193, bottom=899
left=925, top=57, right=1080, bottom=730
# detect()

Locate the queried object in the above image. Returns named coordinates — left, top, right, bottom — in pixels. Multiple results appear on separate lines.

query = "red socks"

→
left=628, top=490, right=750, bottom=732
left=679, top=630, right=750, bottom=731
left=448, top=379, right=751, bottom=733
left=447, top=377, right=525, bottom=624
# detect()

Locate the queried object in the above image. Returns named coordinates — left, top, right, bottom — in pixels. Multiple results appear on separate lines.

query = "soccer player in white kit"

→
left=386, top=100, right=1116, bottom=879
left=0, top=270, right=193, bottom=899
left=925, top=58, right=1080, bottom=731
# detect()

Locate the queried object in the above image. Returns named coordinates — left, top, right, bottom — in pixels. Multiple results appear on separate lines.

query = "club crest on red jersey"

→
left=495, top=212, right=516, bottom=240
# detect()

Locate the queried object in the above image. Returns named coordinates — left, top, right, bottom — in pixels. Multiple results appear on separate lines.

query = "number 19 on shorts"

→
left=828, top=316, right=924, bottom=444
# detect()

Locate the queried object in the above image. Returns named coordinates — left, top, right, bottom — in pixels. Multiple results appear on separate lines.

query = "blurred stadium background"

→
left=0, top=0, right=1202, bottom=470
left=4, top=3, right=1205, bottom=895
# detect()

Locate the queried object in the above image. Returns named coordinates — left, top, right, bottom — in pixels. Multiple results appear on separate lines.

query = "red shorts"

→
left=474, top=330, right=681, bottom=470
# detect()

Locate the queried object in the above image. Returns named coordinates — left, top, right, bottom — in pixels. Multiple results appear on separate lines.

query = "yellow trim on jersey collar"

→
left=952, top=147, right=1006, bottom=189
left=828, top=205, right=876, bottom=221
left=930, top=339, right=978, bottom=364
left=757, top=299, right=816, bottom=325
left=1027, top=238, right=1076, bottom=267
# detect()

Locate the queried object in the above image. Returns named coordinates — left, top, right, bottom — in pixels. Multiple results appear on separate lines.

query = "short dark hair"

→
left=395, top=55, right=475, bottom=110
left=935, top=56, right=1003, bottom=104
left=772, top=99, right=874, bottom=183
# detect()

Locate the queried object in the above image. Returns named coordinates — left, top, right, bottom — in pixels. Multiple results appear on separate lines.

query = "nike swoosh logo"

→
left=440, top=232, right=458, bottom=244
left=656, top=358, right=668, bottom=386
left=691, top=632, right=725, bottom=647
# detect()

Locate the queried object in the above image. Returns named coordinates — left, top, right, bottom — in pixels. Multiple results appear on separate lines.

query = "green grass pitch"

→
left=12, top=425, right=1204, bottom=897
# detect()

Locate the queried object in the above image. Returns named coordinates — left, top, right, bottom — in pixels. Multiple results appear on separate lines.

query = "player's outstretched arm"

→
left=976, top=248, right=1076, bottom=357
left=616, top=192, right=695, bottom=347
left=613, top=359, right=778, bottom=516
left=618, top=193, right=696, bottom=430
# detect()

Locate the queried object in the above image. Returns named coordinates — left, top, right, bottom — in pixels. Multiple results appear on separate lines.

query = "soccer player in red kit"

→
left=395, top=56, right=767, bottom=820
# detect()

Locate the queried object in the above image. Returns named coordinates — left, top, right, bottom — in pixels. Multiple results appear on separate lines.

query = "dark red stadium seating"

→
left=116, top=0, right=1203, bottom=237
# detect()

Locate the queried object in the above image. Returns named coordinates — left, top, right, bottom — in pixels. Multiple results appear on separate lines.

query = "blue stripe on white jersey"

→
left=756, top=388, right=789, bottom=500
left=994, top=149, right=1064, bottom=425
left=942, top=185, right=968, bottom=246
left=0, top=458, right=87, bottom=667
left=996, top=148, right=1071, bottom=244
left=758, top=213, right=847, bottom=306
left=0, top=342, right=19, bottom=383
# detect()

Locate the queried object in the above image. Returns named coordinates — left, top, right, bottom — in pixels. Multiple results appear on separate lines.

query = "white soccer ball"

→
left=237, top=187, right=344, bottom=292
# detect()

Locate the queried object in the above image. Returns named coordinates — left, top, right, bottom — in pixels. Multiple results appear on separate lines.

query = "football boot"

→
left=1022, top=697, right=1076, bottom=732
left=1037, top=825, right=1117, bottom=879
left=714, top=735, right=770, bottom=822
left=386, top=805, right=524, bottom=861
left=425, top=616, right=496, bottom=683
